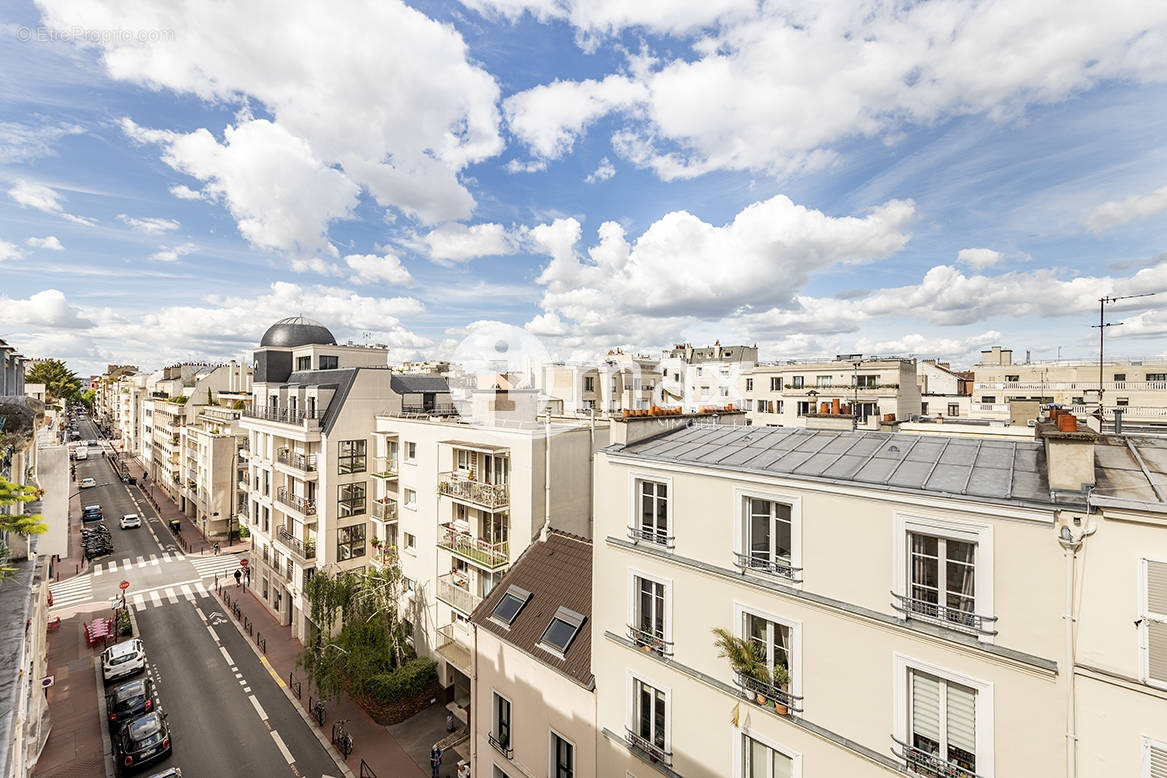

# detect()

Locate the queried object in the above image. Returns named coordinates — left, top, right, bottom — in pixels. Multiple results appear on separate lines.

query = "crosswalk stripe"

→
left=108, top=560, right=119, bottom=573
left=164, top=588, right=178, bottom=604
left=132, top=594, right=145, bottom=612
left=150, top=556, right=160, bottom=566
left=180, top=584, right=193, bottom=600
left=150, top=591, right=162, bottom=607
left=93, top=566, right=104, bottom=577
left=195, top=581, right=208, bottom=596
left=136, top=555, right=146, bottom=568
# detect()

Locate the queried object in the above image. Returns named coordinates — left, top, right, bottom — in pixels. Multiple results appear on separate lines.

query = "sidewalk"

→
left=221, top=583, right=431, bottom=778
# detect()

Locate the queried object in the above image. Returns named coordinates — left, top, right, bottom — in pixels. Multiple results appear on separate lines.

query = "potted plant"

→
left=770, top=664, right=790, bottom=715
left=712, top=628, right=768, bottom=704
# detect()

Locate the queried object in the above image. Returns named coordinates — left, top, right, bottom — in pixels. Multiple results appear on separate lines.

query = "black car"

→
left=121, top=474, right=137, bottom=485
left=106, top=678, right=155, bottom=733
left=115, top=711, right=171, bottom=774
left=82, top=507, right=103, bottom=523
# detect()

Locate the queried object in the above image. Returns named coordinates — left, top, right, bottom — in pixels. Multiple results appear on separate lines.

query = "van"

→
left=75, top=447, right=88, bottom=460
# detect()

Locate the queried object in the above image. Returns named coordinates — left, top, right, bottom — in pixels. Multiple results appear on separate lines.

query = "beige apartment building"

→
left=542, top=351, right=661, bottom=416
left=470, top=530, right=596, bottom=778
left=584, top=411, right=1167, bottom=778
left=661, top=343, right=757, bottom=413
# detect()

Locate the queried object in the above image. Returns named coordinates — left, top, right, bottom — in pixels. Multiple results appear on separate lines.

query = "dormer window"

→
left=539, top=607, right=586, bottom=655
left=490, top=585, right=531, bottom=628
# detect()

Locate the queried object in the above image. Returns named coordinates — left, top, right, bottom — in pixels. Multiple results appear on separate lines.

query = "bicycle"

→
left=333, top=718, right=354, bottom=758
left=310, top=697, right=327, bottom=726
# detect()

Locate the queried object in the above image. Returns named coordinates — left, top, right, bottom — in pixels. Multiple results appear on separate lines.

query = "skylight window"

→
left=538, top=606, right=586, bottom=655
left=490, top=585, right=531, bottom=627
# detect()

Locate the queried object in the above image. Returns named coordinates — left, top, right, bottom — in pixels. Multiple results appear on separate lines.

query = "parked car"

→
left=143, top=770, right=181, bottom=778
left=114, top=711, right=171, bottom=775
left=101, top=639, right=146, bottom=684
left=75, top=448, right=88, bottom=460
left=121, top=474, right=137, bottom=485
left=119, top=514, right=142, bottom=530
left=69, top=431, right=81, bottom=440
left=82, top=505, right=102, bottom=519
left=106, top=678, right=155, bottom=733
left=79, top=477, right=97, bottom=489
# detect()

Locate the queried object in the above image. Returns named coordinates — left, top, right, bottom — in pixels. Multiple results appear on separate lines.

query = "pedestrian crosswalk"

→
left=190, top=553, right=246, bottom=581
left=131, top=581, right=211, bottom=612
left=91, top=551, right=185, bottom=576
left=49, top=574, right=93, bottom=609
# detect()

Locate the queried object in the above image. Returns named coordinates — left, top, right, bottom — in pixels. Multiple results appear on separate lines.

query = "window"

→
left=539, top=606, right=586, bottom=655
left=584, top=376, right=595, bottom=392
left=551, top=732, right=574, bottom=778
left=905, top=669, right=977, bottom=777
left=815, top=375, right=832, bottom=387
left=738, top=497, right=796, bottom=579
left=490, top=585, right=531, bottom=627
left=457, top=449, right=471, bottom=472
left=1004, top=374, right=1019, bottom=382
left=907, top=533, right=977, bottom=630
left=490, top=693, right=513, bottom=757
left=403, top=532, right=416, bottom=551
left=338, top=482, right=366, bottom=517
left=776, top=400, right=784, bottom=414
left=746, top=378, right=754, bottom=391
left=1141, top=558, right=1167, bottom=688
left=1149, top=373, right=1167, bottom=382
left=404, top=488, right=416, bottom=509
left=404, top=441, right=417, bottom=462
left=1118, top=397, right=1130, bottom=406
left=629, top=573, right=670, bottom=655
left=769, top=377, right=780, bottom=391
left=1141, top=737, right=1167, bottom=778
left=630, top=478, right=672, bottom=547
left=981, top=395, right=996, bottom=404
left=493, top=767, right=511, bottom=778
left=628, top=677, right=669, bottom=764
left=337, top=523, right=365, bottom=559
left=295, top=356, right=311, bottom=371
left=744, top=399, right=754, bottom=411
left=742, top=733, right=796, bottom=778
left=947, top=404, right=959, bottom=416
left=1115, top=373, right=1127, bottom=382
left=338, top=440, right=366, bottom=474
left=796, top=401, right=812, bottom=416
left=318, top=355, right=338, bottom=370
left=791, top=376, right=803, bottom=388
left=854, top=374, right=877, bottom=388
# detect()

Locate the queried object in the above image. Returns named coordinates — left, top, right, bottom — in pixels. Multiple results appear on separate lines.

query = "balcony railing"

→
left=370, top=457, right=398, bottom=479
left=242, top=406, right=321, bottom=426
left=890, top=592, right=997, bottom=636
left=891, top=736, right=982, bottom=778
left=438, top=524, right=509, bottom=569
left=487, top=731, right=513, bottom=759
left=626, top=525, right=675, bottom=549
left=276, top=527, right=316, bottom=560
left=624, top=729, right=671, bottom=767
left=276, top=448, right=317, bottom=472
left=437, top=572, right=482, bottom=614
left=626, top=624, right=673, bottom=657
left=437, top=473, right=509, bottom=510
left=372, top=498, right=398, bottom=522
left=436, top=622, right=473, bottom=670
left=732, top=550, right=802, bottom=583
left=275, top=486, right=316, bottom=517
left=404, top=402, right=458, bottom=416
left=735, top=672, right=803, bottom=715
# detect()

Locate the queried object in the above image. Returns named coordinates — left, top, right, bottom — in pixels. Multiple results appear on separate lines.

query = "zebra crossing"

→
left=48, top=574, right=93, bottom=609
left=130, top=581, right=211, bottom=612
left=91, top=551, right=185, bottom=576
left=190, top=553, right=247, bottom=581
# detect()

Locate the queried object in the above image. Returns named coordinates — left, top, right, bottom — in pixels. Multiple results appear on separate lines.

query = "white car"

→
left=102, top=639, right=146, bottom=684
left=119, top=513, right=142, bottom=530
left=79, top=477, right=97, bottom=489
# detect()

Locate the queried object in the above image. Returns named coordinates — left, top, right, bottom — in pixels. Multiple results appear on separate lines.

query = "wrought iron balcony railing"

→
left=735, top=672, right=803, bottom=714
left=732, top=550, right=802, bottom=583
left=890, top=591, right=997, bottom=636
left=626, top=525, right=675, bottom=549
left=624, top=729, right=671, bottom=767
left=891, top=736, right=982, bottom=778
left=626, top=624, right=673, bottom=656
left=275, top=486, right=316, bottom=517
left=437, top=473, right=509, bottom=510
left=276, top=448, right=317, bottom=472
left=276, top=527, right=316, bottom=560
left=437, top=524, right=509, bottom=569
left=487, top=731, right=513, bottom=759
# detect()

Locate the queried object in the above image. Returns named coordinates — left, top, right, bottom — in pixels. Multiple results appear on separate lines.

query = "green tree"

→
left=25, top=359, right=82, bottom=404
left=76, top=388, right=96, bottom=411
left=0, top=475, right=49, bottom=579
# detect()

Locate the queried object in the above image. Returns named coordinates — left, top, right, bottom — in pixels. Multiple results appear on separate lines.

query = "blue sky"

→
left=1, top=0, right=1166, bottom=376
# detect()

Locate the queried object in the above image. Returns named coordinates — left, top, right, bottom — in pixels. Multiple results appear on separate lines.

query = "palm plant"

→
left=712, top=627, right=768, bottom=681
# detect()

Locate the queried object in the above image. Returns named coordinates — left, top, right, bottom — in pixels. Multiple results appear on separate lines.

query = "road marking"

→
left=132, top=594, right=145, bottom=611
left=249, top=694, right=268, bottom=720
left=149, top=556, right=160, bottom=567
left=234, top=671, right=243, bottom=678
left=270, top=730, right=295, bottom=764
left=150, top=591, right=162, bottom=608
left=207, top=625, right=219, bottom=642
left=136, top=555, right=146, bottom=568
left=220, top=646, right=234, bottom=665
left=195, top=581, right=208, bottom=596
left=259, top=656, right=286, bottom=688
left=180, top=584, right=193, bottom=600
left=164, top=587, right=178, bottom=604
left=108, top=560, right=118, bottom=573
left=194, top=605, right=206, bottom=619
left=239, top=679, right=248, bottom=686
left=243, top=686, right=251, bottom=693
left=93, top=566, right=104, bottom=577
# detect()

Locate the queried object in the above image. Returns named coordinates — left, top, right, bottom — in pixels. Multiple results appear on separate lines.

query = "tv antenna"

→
left=1092, top=293, right=1154, bottom=408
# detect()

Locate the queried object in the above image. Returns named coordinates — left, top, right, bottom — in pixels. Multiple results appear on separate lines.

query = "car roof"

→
left=122, top=513, right=139, bottom=519
left=125, top=712, right=163, bottom=739
left=106, top=640, right=141, bottom=657
left=83, top=505, right=101, bottom=511
left=111, top=678, right=148, bottom=701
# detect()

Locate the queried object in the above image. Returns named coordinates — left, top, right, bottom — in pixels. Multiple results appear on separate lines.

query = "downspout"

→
left=588, top=408, right=595, bottom=539
left=541, top=411, right=552, bottom=542
left=470, top=621, right=478, bottom=772
left=1057, top=513, right=1096, bottom=778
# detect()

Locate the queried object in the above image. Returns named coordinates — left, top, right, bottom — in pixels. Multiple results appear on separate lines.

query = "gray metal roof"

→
left=616, top=424, right=1052, bottom=505
left=260, top=316, right=337, bottom=348
left=390, top=374, right=450, bottom=394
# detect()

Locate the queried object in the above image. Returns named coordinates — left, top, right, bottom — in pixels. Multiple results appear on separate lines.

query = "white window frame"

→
left=892, top=653, right=994, bottom=778
left=625, top=669, right=672, bottom=761
left=1139, top=556, right=1167, bottom=690
left=1141, top=735, right=1167, bottom=778
left=733, top=601, right=803, bottom=714
left=731, top=725, right=802, bottom=778
left=549, top=728, right=576, bottom=778
left=404, top=488, right=417, bottom=510
left=892, top=512, right=995, bottom=643
left=403, top=532, right=416, bottom=553
left=404, top=441, right=417, bottom=463
left=627, top=567, right=673, bottom=654
left=491, top=690, right=513, bottom=755
left=627, top=471, right=674, bottom=548
left=732, top=487, right=802, bottom=587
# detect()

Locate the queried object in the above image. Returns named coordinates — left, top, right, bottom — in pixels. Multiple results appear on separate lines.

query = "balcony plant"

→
left=712, top=628, right=769, bottom=705
left=770, top=664, right=790, bottom=715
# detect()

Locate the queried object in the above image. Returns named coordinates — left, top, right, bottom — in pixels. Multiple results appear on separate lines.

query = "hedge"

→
left=362, top=657, right=437, bottom=703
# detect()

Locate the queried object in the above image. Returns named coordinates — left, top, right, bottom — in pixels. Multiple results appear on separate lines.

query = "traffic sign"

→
left=239, top=559, right=249, bottom=567
left=41, top=676, right=54, bottom=688
left=119, top=580, right=130, bottom=591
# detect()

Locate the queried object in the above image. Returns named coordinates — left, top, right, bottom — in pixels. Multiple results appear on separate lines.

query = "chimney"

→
left=1036, top=415, right=1097, bottom=492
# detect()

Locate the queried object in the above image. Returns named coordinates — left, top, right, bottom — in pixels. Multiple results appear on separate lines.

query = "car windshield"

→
left=115, top=691, right=146, bottom=711
left=108, top=653, right=136, bottom=666
left=123, top=714, right=162, bottom=745
left=114, top=681, right=146, bottom=703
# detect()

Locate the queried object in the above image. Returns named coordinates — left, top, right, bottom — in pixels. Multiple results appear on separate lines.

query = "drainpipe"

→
left=588, top=408, right=595, bottom=539
left=1057, top=516, right=1096, bottom=778
left=541, top=411, right=552, bottom=542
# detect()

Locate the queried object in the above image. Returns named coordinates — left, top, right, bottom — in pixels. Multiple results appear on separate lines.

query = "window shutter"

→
left=946, top=682, right=977, bottom=755
left=911, top=671, right=941, bottom=743
left=1146, top=560, right=1167, bottom=685
left=1150, top=743, right=1167, bottom=778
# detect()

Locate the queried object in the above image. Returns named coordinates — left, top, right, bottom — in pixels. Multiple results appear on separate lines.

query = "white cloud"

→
left=344, top=253, right=413, bottom=285
left=7, top=180, right=96, bottom=225
left=117, top=214, right=181, bottom=234
left=503, top=2, right=1167, bottom=179
left=1085, top=184, right=1167, bottom=232
left=0, top=289, right=93, bottom=328
left=956, top=248, right=1004, bottom=271
left=26, top=236, right=64, bottom=251
left=149, top=242, right=197, bottom=262
left=585, top=157, right=616, bottom=183
left=423, top=223, right=517, bottom=262
left=169, top=184, right=204, bottom=200
left=42, top=0, right=503, bottom=243
left=461, top=0, right=754, bottom=38
left=0, top=240, right=24, bottom=261
left=0, top=122, right=84, bottom=163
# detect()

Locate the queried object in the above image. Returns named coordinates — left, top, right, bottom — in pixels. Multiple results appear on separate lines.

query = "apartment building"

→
left=542, top=351, right=661, bottom=416
left=589, top=417, right=1114, bottom=777
left=471, top=529, right=596, bottom=778
left=972, top=345, right=1167, bottom=427
left=917, top=360, right=972, bottom=420
left=179, top=389, right=251, bottom=539
left=370, top=389, right=602, bottom=712
left=661, top=343, right=757, bottom=412
left=741, top=356, right=922, bottom=428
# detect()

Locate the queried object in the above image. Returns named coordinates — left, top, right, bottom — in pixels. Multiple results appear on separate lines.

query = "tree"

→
left=0, top=475, right=48, bottom=579
left=25, top=359, right=82, bottom=404
left=76, top=389, right=96, bottom=411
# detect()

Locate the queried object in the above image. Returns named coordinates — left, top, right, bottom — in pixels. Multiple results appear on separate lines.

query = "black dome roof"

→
left=259, top=316, right=337, bottom=348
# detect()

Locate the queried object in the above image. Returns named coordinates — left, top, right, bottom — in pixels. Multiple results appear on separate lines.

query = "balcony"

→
left=624, top=729, right=672, bottom=767
left=735, top=672, right=802, bottom=715
left=242, top=406, right=322, bottom=427
left=275, top=486, right=316, bottom=517
left=487, top=731, right=513, bottom=759
left=891, top=592, right=997, bottom=637
left=626, top=624, right=673, bottom=657
left=731, top=550, right=803, bottom=583
left=382, top=402, right=459, bottom=417
left=436, top=622, right=473, bottom=671
left=626, top=525, right=675, bottom=550
left=437, top=524, right=509, bottom=570
left=370, top=456, right=398, bottom=480
left=372, top=498, right=398, bottom=522
left=437, top=473, right=509, bottom=510
left=276, top=527, right=316, bottom=561
left=437, top=572, right=482, bottom=615
left=891, top=736, right=980, bottom=778
left=276, top=448, right=317, bottom=473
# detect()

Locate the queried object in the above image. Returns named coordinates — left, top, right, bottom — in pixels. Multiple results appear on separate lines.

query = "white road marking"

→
left=220, top=646, right=234, bottom=665
left=93, top=566, right=104, bottom=577
left=136, top=555, right=146, bottom=568
left=149, top=556, right=160, bottom=567
left=207, top=626, right=219, bottom=641
left=132, top=594, right=145, bottom=612
left=150, top=591, right=162, bottom=608
left=108, top=560, right=118, bottom=573
left=195, top=581, right=208, bottom=596
left=269, top=730, right=294, bottom=764
left=164, top=588, right=178, bottom=604
left=180, top=584, right=193, bottom=600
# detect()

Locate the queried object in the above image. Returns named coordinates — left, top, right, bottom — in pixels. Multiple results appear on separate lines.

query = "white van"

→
left=75, top=447, right=88, bottom=460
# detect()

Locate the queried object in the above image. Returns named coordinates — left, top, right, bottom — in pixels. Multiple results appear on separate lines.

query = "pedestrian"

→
left=234, top=568, right=242, bottom=587
left=429, top=746, right=442, bottom=778
left=214, top=542, right=221, bottom=556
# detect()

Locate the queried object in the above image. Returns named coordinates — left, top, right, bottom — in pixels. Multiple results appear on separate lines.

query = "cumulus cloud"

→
left=0, top=289, right=94, bottom=329
left=26, top=236, right=64, bottom=251
left=169, top=184, right=204, bottom=200
left=585, top=157, right=616, bottom=183
left=7, top=180, right=95, bottom=225
left=118, top=214, right=181, bottom=234
left=1085, top=184, right=1167, bottom=233
left=956, top=248, right=1004, bottom=271
left=40, top=0, right=503, bottom=253
left=0, top=240, right=23, bottom=261
left=422, top=223, right=517, bottom=262
left=149, top=242, right=197, bottom=262
left=345, top=253, right=413, bottom=285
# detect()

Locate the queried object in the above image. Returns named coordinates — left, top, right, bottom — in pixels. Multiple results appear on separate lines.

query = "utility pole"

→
left=1093, top=293, right=1154, bottom=410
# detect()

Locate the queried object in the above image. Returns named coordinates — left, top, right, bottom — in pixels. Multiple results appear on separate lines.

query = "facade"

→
left=917, top=360, right=972, bottom=420
left=471, top=530, right=596, bottom=778
left=741, top=357, right=922, bottom=428
left=542, top=351, right=661, bottom=416
left=660, top=343, right=757, bottom=413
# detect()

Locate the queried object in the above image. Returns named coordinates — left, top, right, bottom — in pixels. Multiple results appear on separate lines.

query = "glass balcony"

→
left=276, top=527, right=316, bottom=561
left=437, top=572, right=482, bottom=615
left=437, top=524, right=509, bottom=570
left=242, top=406, right=322, bottom=427
left=275, top=486, right=316, bottom=517
left=372, top=498, right=398, bottom=522
left=370, top=456, right=399, bottom=480
left=437, top=472, right=509, bottom=510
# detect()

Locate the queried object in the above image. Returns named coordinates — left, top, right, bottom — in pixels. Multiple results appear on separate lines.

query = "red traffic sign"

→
left=239, top=559, right=248, bottom=567
left=119, top=580, right=130, bottom=591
